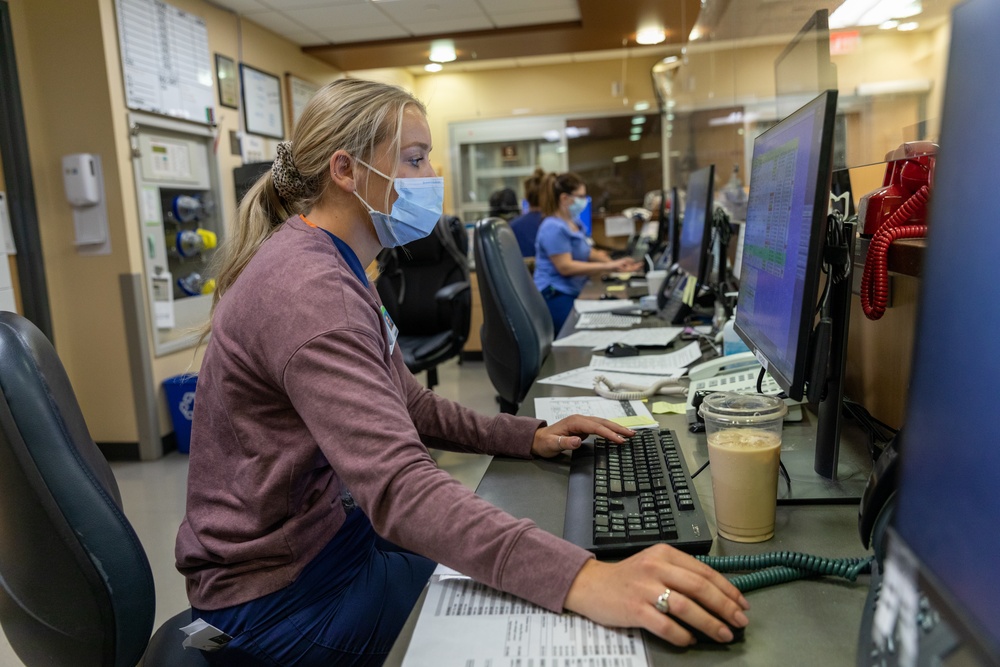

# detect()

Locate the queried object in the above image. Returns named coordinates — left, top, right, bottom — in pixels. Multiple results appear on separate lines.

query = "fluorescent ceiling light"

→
left=897, top=21, right=919, bottom=30
left=830, top=0, right=921, bottom=28
left=565, top=126, right=590, bottom=139
left=424, top=63, right=443, bottom=72
left=631, top=115, right=646, bottom=125
left=636, top=27, right=666, bottom=45
left=429, top=40, right=456, bottom=63
left=630, top=135, right=641, bottom=142
left=633, top=101, right=651, bottom=111
left=612, top=155, right=630, bottom=163
left=640, top=152, right=661, bottom=160
left=880, top=19, right=900, bottom=29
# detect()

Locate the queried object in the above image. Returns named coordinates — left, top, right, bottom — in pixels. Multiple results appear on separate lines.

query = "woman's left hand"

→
left=531, top=415, right=635, bottom=458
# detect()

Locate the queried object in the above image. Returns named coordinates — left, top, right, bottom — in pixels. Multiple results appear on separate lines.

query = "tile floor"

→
left=0, top=357, right=499, bottom=666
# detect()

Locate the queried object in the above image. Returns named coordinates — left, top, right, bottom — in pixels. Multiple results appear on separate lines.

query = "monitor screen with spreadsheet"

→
left=734, top=90, right=837, bottom=401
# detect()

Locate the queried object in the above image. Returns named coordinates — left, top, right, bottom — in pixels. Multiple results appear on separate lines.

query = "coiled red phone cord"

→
left=860, top=185, right=930, bottom=320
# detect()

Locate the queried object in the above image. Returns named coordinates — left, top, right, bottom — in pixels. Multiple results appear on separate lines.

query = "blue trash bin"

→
left=163, top=374, right=198, bottom=454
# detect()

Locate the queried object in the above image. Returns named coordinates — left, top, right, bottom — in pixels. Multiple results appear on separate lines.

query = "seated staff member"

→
left=534, top=172, right=643, bottom=332
left=509, top=167, right=546, bottom=258
left=176, top=79, right=749, bottom=667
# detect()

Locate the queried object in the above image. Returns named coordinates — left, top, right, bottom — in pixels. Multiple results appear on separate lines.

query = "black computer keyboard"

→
left=563, top=428, right=713, bottom=559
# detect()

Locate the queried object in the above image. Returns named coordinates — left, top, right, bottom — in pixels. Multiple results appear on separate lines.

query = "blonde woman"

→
left=175, top=79, right=748, bottom=666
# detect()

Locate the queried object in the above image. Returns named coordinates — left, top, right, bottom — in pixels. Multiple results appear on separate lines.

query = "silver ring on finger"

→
left=558, top=435, right=563, bottom=447
left=654, top=587, right=672, bottom=614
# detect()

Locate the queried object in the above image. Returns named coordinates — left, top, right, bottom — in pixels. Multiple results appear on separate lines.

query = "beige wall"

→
left=10, top=0, right=340, bottom=447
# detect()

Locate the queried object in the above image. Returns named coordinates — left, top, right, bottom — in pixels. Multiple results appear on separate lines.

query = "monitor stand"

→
left=778, top=220, right=870, bottom=505
left=776, top=409, right=872, bottom=505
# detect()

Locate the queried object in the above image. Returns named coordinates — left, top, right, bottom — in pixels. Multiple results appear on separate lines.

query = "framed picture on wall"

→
left=285, top=73, right=320, bottom=132
left=240, top=64, right=284, bottom=140
left=215, top=54, right=239, bottom=109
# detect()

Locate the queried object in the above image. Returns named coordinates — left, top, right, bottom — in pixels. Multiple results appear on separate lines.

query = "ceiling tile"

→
left=318, top=23, right=411, bottom=43
left=210, top=0, right=272, bottom=14
left=375, top=0, right=491, bottom=23
left=479, top=0, right=579, bottom=17
left=406, top=17, right=496, bottom=36
left=262, top=0, right=364, bottom=9
left=491, top=8, right=582, bottom=28
left=286, top=4, right=394, bottom=30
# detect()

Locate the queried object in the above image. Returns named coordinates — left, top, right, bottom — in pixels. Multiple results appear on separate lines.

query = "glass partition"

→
left=653, top=0, right=960, bottom=199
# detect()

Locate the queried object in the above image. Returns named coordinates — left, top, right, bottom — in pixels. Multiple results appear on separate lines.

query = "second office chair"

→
left=474, top=217, right=554, bottom=414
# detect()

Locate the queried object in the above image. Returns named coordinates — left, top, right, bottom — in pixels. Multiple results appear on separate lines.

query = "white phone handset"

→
left=687, top=351, right=760, bottom=382
left=593, top=375, right=686, bottom=401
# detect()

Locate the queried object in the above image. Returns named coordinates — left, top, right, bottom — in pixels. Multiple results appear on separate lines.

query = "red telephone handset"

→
left=857, top=142, right=937, bottom=320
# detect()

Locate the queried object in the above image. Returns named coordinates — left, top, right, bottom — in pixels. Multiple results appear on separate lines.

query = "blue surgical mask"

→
left=354, top=158, right=444, bottom=248
left=569, top=196, right=589, bottom=219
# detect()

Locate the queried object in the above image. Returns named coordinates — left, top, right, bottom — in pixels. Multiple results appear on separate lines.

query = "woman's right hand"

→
left=563, top=544, right=750, bottom=646
left=610, top=257, right=644, bottom=273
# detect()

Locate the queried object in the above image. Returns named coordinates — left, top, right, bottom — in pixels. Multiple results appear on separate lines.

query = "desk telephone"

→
left=683, top=352, right=805, bottom=426
left=858, top=142, right=937, bottom=321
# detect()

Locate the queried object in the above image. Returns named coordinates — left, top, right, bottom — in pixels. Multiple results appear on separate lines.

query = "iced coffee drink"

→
left=699, top=392, right=787, bottom=543
left=707, top=428, right=782, bottom=542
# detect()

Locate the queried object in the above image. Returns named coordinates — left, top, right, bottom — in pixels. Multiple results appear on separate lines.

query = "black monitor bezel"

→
left=734, top=90, right=838, bottom=401
left=676, top=165, right=715, bottom=286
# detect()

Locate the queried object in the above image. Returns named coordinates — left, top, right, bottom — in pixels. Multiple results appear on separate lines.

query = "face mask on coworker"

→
left=568, top=196, right=588, bottom=219
left=353, top=158, right=444, bottom=248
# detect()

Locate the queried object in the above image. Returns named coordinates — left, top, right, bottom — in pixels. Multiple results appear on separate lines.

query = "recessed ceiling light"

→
left=612, top=155, right=629, bottom=163
left=636, top=27, right=666, bottom=45
left=424, top=63, right=443, bottom=72
left=897, top=21, right=919, bottom=30
left=630, top=135, right=641, bottom=142
left=880, top=19, right=899, bottom=29
left=633, top=101, right=651, bottom=111
left=631, top=115, right=646, bottom=125
left=429, top=40, right=456, bottom=63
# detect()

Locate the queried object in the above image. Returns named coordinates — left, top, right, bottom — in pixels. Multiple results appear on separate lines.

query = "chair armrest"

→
left=434, top=281, right=470, bottom=304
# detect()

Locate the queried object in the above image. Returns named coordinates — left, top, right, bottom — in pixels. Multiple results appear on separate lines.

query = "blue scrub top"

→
left=509, top=210, right=545, bottom=258
left=533, top=216, right=590, bottom=296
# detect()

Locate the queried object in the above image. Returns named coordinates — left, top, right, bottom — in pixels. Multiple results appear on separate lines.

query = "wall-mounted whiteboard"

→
left=115, top=0, right=214, bottom=124
left=241, top=65, right=284, bottom=140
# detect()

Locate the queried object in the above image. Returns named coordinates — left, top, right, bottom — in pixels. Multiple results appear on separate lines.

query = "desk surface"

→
left=387, top=296, right=875, bottom=667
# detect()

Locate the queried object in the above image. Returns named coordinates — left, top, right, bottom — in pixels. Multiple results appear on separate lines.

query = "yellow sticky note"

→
left=610, top=415, right=657, bottom=428
left=606, top=285, right=626, bottom=292
left=651, top=401, right=686, bottom=415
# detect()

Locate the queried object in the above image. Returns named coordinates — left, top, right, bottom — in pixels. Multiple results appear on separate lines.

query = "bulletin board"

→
left=115, top=0, right=214, bottom=124
left=241, top=64, right=284, bottom=140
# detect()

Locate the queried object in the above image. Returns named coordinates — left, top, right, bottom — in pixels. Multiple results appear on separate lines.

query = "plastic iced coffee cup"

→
left=698, top=392, right=787, bottom=543
left=646, top=269, right=668, bottom=296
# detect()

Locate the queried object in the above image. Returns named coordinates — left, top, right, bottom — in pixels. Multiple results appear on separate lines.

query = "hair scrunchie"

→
left=271, top=141, right=309, bottom=203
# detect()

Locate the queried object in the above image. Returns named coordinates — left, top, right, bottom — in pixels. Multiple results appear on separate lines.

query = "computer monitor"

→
left=887, top=0, right=1000, bottom=661
left=676, top=165, right=715, bottom=286
left=735, top=91, right=837, bottom=402
left=653, top=187, right=680, bottom=270
left=775, top=10, right=837, bottom=120
left=735, top=90, right=864, bottom=500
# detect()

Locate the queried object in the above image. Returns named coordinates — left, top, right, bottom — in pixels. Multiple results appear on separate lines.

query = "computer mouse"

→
left=669, top=611, right=745, bottom=645
left=605, top=342, right=640, bottom=357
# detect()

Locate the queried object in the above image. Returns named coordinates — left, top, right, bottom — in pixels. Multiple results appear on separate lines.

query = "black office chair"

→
left=376, top=214, right=471, bottom=390
left=0, top=311, right=208, bottom=667
left=474, top=217, right=554, bottom=414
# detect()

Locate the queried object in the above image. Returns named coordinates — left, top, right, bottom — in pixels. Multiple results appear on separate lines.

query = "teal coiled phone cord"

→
left=696, top=552, right=874, bottom=593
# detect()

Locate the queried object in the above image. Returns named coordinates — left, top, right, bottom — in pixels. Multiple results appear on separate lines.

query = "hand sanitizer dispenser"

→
left=62, top=154, right=102, bottom=207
